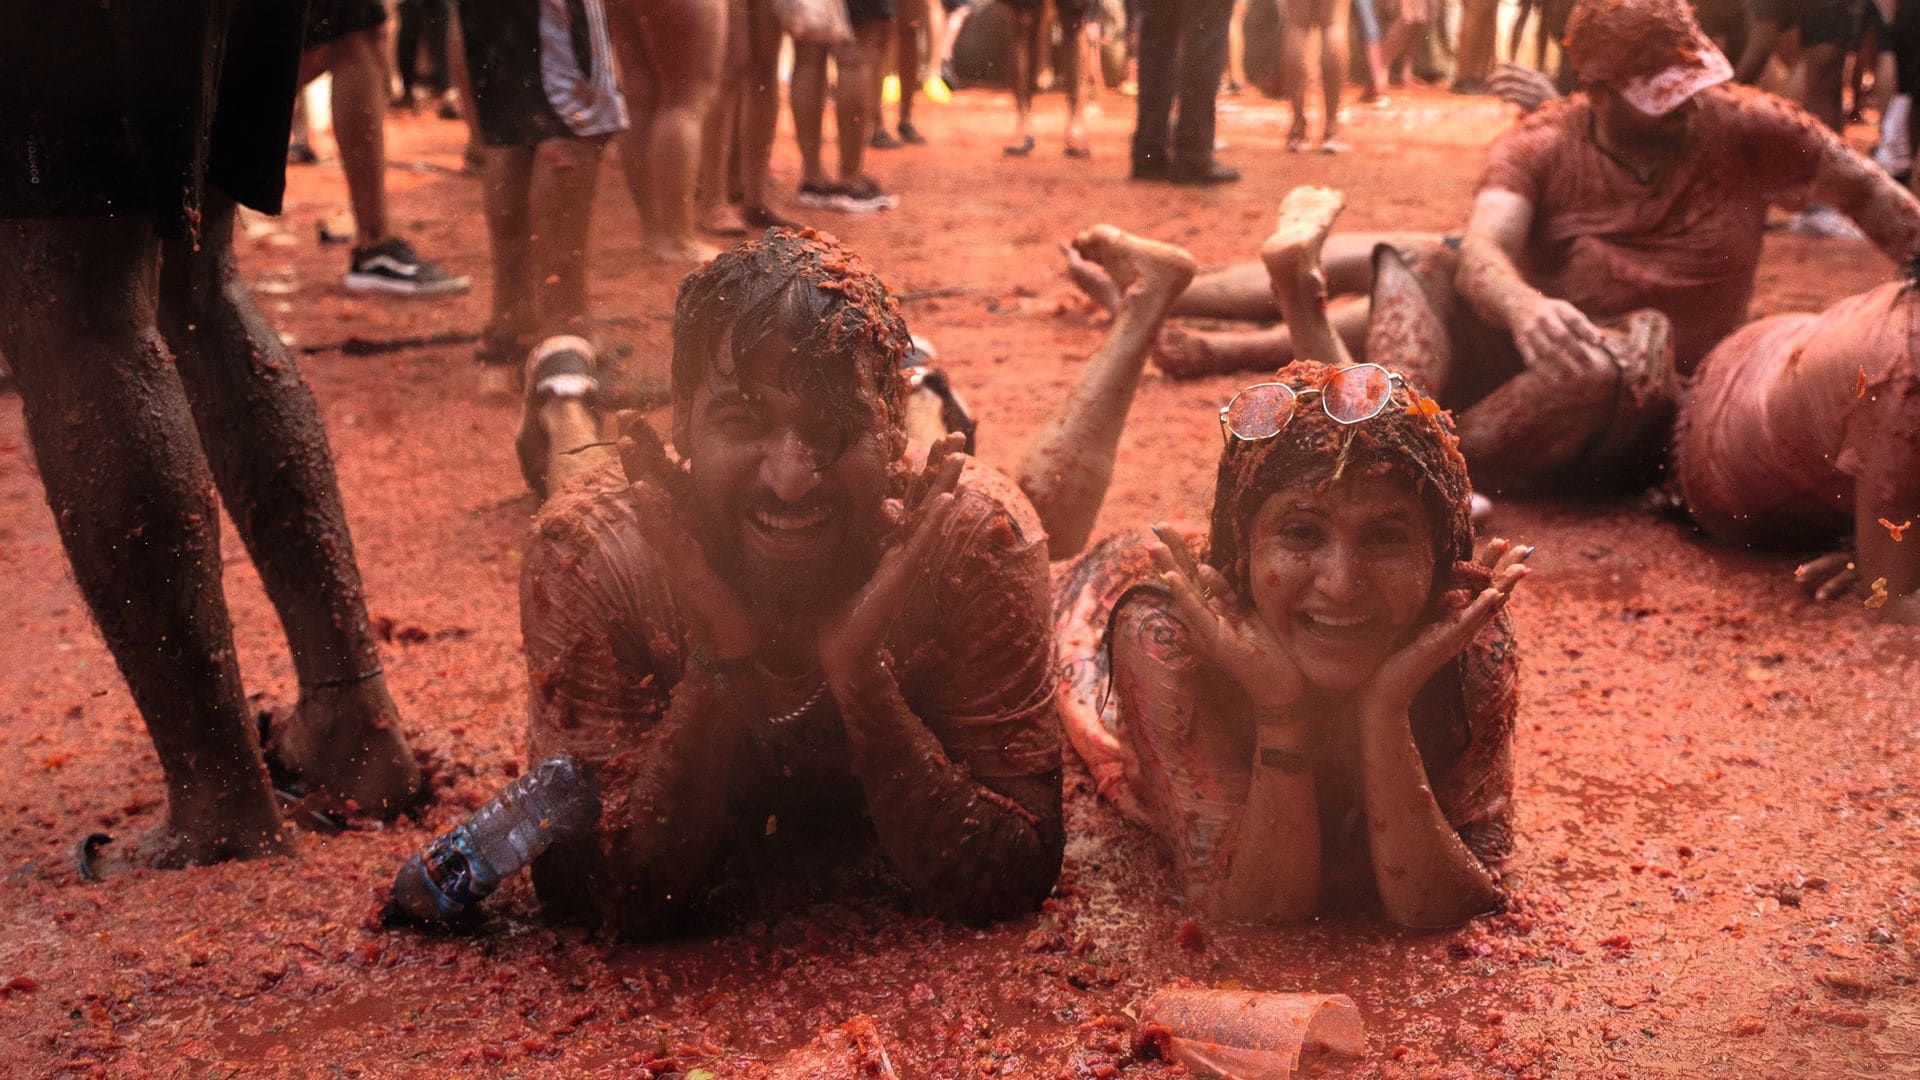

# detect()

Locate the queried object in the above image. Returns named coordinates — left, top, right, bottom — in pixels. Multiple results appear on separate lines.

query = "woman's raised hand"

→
left=1149, top=524, right=1304, bottom=713
left=1364, top=538, right=1531, bottom=720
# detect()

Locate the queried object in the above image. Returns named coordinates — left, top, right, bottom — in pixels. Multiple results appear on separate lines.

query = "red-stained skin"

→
left=2, top=93, right=1917, bottom=1079
left=1245, top=478, right=1439, bottom=693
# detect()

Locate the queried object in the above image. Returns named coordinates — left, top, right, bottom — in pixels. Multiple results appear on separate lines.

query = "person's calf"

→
left=1259, top=187, right=1351, bottom=365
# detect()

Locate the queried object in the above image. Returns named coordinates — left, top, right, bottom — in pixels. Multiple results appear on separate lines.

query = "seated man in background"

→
left=517, top=230, right=1062, bottom=936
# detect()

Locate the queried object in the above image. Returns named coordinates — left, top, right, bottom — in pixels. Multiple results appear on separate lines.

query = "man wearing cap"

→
left=1447, top=0, right=1920, bottom=490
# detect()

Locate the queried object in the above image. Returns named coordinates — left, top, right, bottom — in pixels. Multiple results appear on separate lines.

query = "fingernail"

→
left=1519, top=546, right=1535, bottom=561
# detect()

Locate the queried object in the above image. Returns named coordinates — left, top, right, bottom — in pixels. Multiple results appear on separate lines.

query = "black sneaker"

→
left=828, top=177, right=898, bottom=213
left=898, top=121, right=928, bottom=145
left=870, top=127, right=903, bottom=150
left=795, top=181, right=841, bottom=209
left=1170, top=160, right=1241, bottom=186
left=345, top=237, right=470, bottom=297
left=1130, top=157, right=1172, bottom=182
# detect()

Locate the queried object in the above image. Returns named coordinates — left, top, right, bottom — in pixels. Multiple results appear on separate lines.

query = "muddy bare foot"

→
left=1152, top=325, right=1221, bottom=378
left=268, top=679, right=424, bottom=817
left=1260, top=187, right=1349, bottom=364
left=1259, top=186, right=1346, bottom=301
left=1072, top=226, right=1196, bottom=310
left=1061, top=241, right=1121, bottom=315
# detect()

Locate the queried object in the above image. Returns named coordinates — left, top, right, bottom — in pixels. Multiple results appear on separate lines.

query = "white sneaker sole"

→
left=344, top=272, right=471, bottom=297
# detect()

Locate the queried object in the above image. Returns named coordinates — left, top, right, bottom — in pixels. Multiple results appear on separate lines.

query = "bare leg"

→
left=1258, top=187, right=1352, bottom=364
left=1060, top=13, right=1087, bottom=152
left=1008, top=9, right=1040, bottom=150
left=1020, top=227, right=1197, bottom=558
left=1363, top=243, right=1454, bottom=394
left=1451, top=368, right=1619, bottom=490
left=896, top=1, right=924, bottom=135
left=529, top=137, right=613, bottom=339
left=699, top=0, right=750, bottom=235
left=1070, top=231, right=1429, bottom=320
left=738, top=0, right=784, bottom=218
left=1453, top=0, right=1500, bottom=87
left=1153, top=298, right=1369, bottom=377
left=835, top=23, right=890, bottom=185
left=1228, top=0, right=1251, bottom=87
left=517, top=336, right=622, bottom=499
left=477, top=144, right=537, bottom=398
left=610, top=0, right=726, bottom=263
left=791, top=42, right=832, bottom=188
left=1451, top=311, right=1676, bottom=491
left=158, top=194, right=422, bottom=815
left=315, top=27, right=394, bottom=248
left=1282, top=19, right=1312, bottom=144
left=1318, top=2, right=1350, bottom=144
left=0, top=218, right=285, bottom=865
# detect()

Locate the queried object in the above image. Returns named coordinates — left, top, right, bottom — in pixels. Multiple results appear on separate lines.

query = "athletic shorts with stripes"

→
left=455, top=0, right=629, bottom=148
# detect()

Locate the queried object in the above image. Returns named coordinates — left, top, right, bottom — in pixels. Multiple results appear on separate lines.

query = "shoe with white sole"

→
left=345, top=237, right=471, bottom=297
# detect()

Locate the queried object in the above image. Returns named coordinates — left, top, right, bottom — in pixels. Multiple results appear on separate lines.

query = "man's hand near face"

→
left=809, top=433, right=1065, bottom=925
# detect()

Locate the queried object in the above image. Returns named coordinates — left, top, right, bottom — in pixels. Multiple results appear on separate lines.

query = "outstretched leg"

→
left=1067, top=230, right=1435, bottom=321
left=1020, top=226, right=1197, bottom=557
left=1258, top=186, right=1354, bottom=365
left=0, top=217, right=285, bottom=865
left=158, top=193, right=423, bottom=816
left=609, top=0, right=726, bottom=263
left=1151, top=298, right=1370, bottom=378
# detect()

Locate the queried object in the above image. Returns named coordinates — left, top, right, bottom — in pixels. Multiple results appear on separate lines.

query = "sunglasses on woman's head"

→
left=1218, top=363, right=1409, bottom=448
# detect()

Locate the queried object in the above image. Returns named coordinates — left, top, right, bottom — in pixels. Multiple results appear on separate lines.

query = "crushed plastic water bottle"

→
left=387, top=755, right=599, bottom=922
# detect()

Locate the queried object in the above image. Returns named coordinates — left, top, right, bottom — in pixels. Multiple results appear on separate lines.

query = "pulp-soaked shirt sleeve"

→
left=1722, top=84, right=1833, bottom=210
left=1476, top=101, right=1575, bottom=206
left=520, top=474, right=684, bottom=770
left=894, top=462, right=1062, bottom=779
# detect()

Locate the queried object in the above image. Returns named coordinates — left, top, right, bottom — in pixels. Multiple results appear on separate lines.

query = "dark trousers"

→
left=1130, top=0, right=1234, bottom=168
left=395, top=0, right=452, bottom=97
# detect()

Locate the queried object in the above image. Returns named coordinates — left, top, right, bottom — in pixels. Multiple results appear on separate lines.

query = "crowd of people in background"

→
left=6, top=0, right=1920, bottom=947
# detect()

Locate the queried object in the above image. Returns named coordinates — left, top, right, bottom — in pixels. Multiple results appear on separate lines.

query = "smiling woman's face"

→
left=1245, top=475, right=1438, bottom=693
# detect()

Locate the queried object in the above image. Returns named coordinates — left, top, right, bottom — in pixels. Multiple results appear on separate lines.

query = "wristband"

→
left=1257, top=744, right=1319, bottom=773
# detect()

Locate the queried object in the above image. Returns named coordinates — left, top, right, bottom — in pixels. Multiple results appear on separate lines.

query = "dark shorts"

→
left=304, top=0, right=389, bottom=49
left=456, top=0, right=629, bottom=148
left=0, top=0, right=304, bottom=240
left=848, top=0, right=898, bottom=24
left=1002, top=0, right=1093, bottom=17
left=1750, top=0, right=1862, bottom=47
left=942, top=0, right=973, bottom=11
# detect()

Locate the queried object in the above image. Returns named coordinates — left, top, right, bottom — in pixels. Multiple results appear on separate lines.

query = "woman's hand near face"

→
left=1361, top=538, right=1532, bottom=723
left=1149, top=525, right=1305, bottom=713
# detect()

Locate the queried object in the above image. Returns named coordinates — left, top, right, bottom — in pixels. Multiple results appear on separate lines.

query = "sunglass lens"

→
left=1323, top=364, right=1394, bottom=424
left=1224, top=383, right=1296, bottom=440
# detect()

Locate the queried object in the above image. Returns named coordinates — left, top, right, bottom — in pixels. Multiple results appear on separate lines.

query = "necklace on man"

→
left=1588, top=111, right=1683, bottom=187
left=764, top=681, right=828, bottom=727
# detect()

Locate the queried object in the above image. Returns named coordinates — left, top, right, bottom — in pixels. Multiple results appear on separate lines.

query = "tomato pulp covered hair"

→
left=672, top=227, right=911, bottom=441
left=1206, top=360, right=1475, bottom=596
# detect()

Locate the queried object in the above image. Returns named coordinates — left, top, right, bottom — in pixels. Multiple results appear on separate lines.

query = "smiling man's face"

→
left=676, top=332, right=899, bottom=613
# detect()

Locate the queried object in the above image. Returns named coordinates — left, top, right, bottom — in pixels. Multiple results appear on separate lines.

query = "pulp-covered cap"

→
left=1565, top=0, right=1732, bottom=116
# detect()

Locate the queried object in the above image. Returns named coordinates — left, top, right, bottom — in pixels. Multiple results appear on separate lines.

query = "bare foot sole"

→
left=1152, top=325, right=1220, bottom=379
left=265, top=681, right=426, bottom=817
left=1258, top=186, right=1347, bottom=295
left=1061, top=241, right=1121, bottom=315
left=1069, top=225, right=1197, bottom=323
